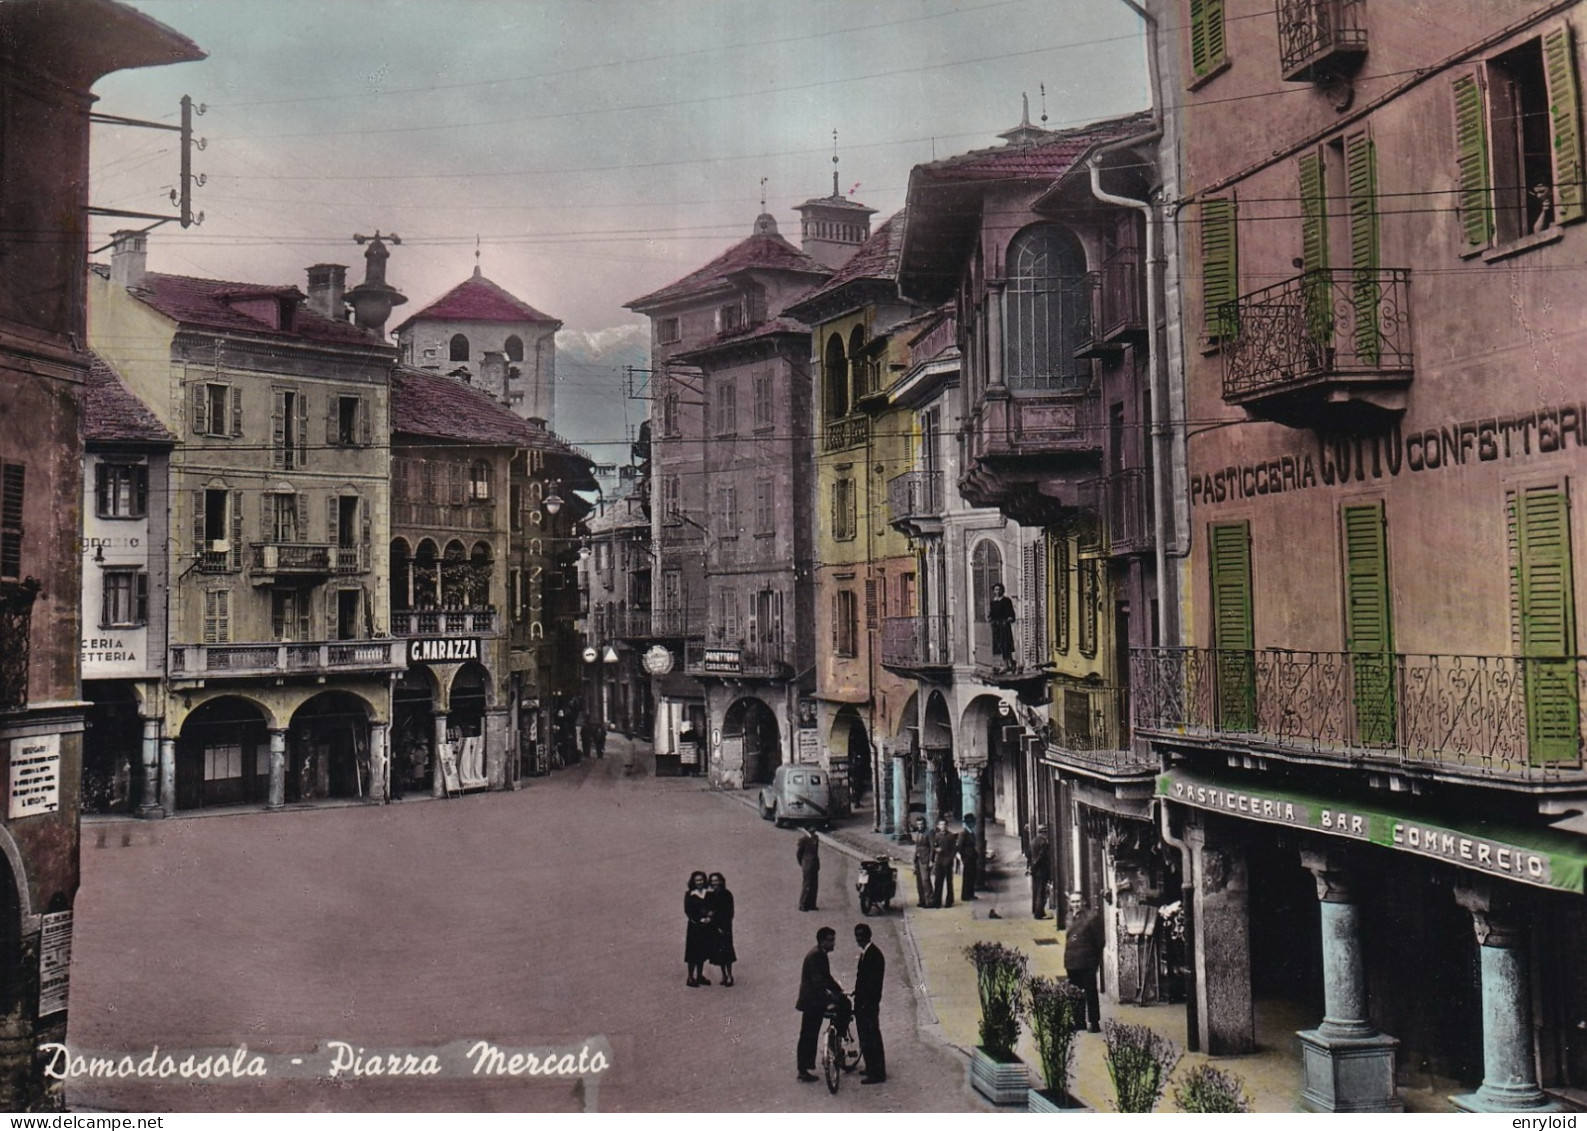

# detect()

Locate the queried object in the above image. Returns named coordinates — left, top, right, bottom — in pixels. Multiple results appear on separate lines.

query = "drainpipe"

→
left=1090, top=0, right=1171, bottom=650
left=1158, top=796, right=1199, bottom=1052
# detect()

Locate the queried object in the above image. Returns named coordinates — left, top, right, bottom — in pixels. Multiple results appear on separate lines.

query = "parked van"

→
left=757, top=764, right=832, bottom=828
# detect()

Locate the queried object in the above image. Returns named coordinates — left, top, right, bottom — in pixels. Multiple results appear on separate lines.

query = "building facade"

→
left=579, top=485, right=654, bottom=741
left=1134, top=0, right=1587, bottom=1111
left=0, top=0, right=201, bottom=1109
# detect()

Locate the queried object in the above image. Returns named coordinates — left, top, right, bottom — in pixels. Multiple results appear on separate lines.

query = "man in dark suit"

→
left=852, top=923, right=886, bottom=1084
left=957, top=813, right=980, bottom=901
left=931, top=817, right=958, bottom=909
left=796, top=827, right=821, bottom=911
left=795, top=926, right=849, bottom=1081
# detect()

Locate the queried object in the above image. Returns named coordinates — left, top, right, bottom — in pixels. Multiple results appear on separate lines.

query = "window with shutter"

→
left=271, top=390, right=287, bottom=468
left=1052, top=535, right=1070, bottom=654
left=1209, top=521, right=1255, bottom=731
left=1545, top=25, right=1585, bottom=224
left=203, top=589, right=230, bottom=644
left=1342, top=502, right=1395, bottom=745
left=229, top=491, right=244, bottom=570
left=1509, top=485, right=1580, bottom=765
left=1200, top=197, right=1239, bottom=342
left=230, top=387, right=243, bottom=437
left=1345, top=130, right=1381, bottom=364
left=1189, top=0, right=1227, bottom=79
left=1078, top=559, right=1099, bottom=659
left=1453, top=72, right=1495, bottom=246
left=1298, top=149, right=1334, bottom=352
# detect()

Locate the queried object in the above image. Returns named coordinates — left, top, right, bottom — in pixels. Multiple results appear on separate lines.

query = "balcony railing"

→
left=651, top=606, right=707, bottom=639
left=881, top=615, right=952, bottom=670
left=886, top=471, right=943, bottom=528
left=333, top=545, right=369, bottom=574
left=1132, top=647, right=1587, bottom=782
left=1220, top=268, right=1412, bottom=419
left=0, top=580, right=38, bottom=711
left=684, top=639, right=792, bottom=679
left=1044, top=681, right=1159, bottom=776
left=170, top=639, right=407, bottom=678
left=1079, top=248, right=1146, bottom=357
left=391, top=608, right=499, bottom=636
left=1092, top=468, right=1153, bottom=555
left=251, top=542, right=331, bottom=574
left=1278, top=0, right=1368, bottom=82
left=824, top=414, right=869, bottom=452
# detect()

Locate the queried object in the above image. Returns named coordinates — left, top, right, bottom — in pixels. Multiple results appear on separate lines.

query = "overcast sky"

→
left=90, top=0, right=1149, bottom=339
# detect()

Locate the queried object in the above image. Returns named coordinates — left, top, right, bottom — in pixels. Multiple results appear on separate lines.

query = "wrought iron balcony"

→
left=1220, top=268, right=1412, bottom=425
left=650, top=606, right=707, bottom=639
left=1132, top=647, right=1587, bottom=783
left=880, top=615, right=953, bottom=672
left=170, top=638, right=407, bottom=679
left=1093, top=468, right=1154, bottom=555
left=886, top=471, right=944, bottom=536
left=251, top=542, right=332, bottom=576
left=1278, top=0, right=1368, bottom=83
left=1078, top=247, right=1147, bottom=358
left=961, top=386, right=1101, bottom=524
left=391, top=608, right=499, bottom=636
left=823, top=414, right=869, bottom=452
left=684, top=639, right=792, bottom=679
left=1045, top=680, right=1159, bottom=778
left=0, top=579, right=38, bottom=711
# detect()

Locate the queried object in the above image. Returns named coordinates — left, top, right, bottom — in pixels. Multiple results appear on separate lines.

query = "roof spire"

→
left=474, top=235, right=481, bottom=277
left=832, top=128, right=840, bottom=198
left=760, top=176, right=767, bottom=213
left=998, top=93, right=1051, bottom=147
left=1040, top=83, right=1048, bottom=126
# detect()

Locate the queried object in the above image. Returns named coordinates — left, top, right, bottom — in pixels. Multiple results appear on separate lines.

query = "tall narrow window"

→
left=1200, top=197, right=1239, bottom=342
left=1509, top=484, right=1580, bottom=765
left=1209, top=521, right=1255, bottom=731
left=825, top=333, right=850, bottom=420
left=504, top=335, right=525, bottom=362
left=450, top=333, right=470, bottom=362
left=832, top=477, right=857, bottom=541
left=1, top=462, right=23, bottom=581
left=753, top=372, right=774, bottom=431
left=101, top=569, right=148, bottom=627
left=834, top=590, right=859, bottom=657
left=1189, top=0, right=1227, bottom=79
left=272, top=389, right=307, bottom=470
left=755, top=477, right=774, bottom=534
left=1005, top=224, right=1088, bottom=389
left=1342, top=502, right=1395, bottom=745
left=714, top=380, right=737, bottom=435
left=1345, top=130, right=1382, bottom=364
left=203, top=589, right=231, bottom=644
left=715, top=484, right=738, bottom=537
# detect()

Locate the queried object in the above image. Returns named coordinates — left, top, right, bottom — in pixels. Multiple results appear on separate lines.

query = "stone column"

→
left=368, top=721, right=389, bottom=803
left=1186, top=818, right=1254, bottom=1055
left=958, top=765, right=981, bottom=829
left=266, top=729, right=287, bottom=810
left=136, top=717, right=164, bottom=818
left=921, top=751, right=940, bottom=832
left=892, top=754, right=910, bottom=842
left=158, top=737, right=176, bottom=815
left=432, top=711, right=449, bottom=797
left=1452, top=882, right=1559, bottom=1113
left=986, top=282, right=1006, bottom=390
left=1296, top=847, right=1401, bottom=1112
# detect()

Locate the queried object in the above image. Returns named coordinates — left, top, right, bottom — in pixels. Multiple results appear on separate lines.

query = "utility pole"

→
left=89, top=95, right=206, bottom=237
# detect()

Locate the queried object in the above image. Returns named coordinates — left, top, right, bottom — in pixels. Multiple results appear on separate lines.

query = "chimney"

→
left=110, top=230, right=148, bottom=288
left=306, top=264, right=347, bottom=320
left=480, top=351, right=508, bottom=402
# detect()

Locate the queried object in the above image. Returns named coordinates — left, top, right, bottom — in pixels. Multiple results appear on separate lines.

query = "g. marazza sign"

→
left=1157, top=768, right=1585, bottom=893
left=407, top=637, right=480, bottom=664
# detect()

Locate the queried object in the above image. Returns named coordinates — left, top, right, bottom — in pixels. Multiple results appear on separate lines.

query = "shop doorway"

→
left=725, top=696, right=779, bottom=785
left=289, top=692, right=372, bottom=802
left=175, top=697, right=269, bottom=810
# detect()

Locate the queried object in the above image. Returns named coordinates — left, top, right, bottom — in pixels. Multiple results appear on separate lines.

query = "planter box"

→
left=1029, top=1087, right=1090, bottom=1113
left=968, top=1045, right=1030, bottom=1106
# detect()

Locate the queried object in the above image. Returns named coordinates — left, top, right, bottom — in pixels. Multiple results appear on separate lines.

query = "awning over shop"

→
left=1157, top=766, right=1587, bottom=894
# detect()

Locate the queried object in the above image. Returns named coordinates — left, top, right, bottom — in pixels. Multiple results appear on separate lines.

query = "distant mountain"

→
left=555, top=325, right=649, bottom=484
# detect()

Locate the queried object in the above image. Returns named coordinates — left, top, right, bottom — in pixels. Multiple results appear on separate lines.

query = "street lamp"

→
left=543, top=491, right=564, bottom=516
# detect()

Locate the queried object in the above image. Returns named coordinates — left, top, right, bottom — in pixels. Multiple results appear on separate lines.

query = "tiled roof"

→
left=789, top=210, right=906, bottom=306
left=393, top=270, right=559, bottom=335
left=390, top=366, right=581, bottom=456
left=128, top=272, right=385, bottom=347
left=912, top=111, right=1154, bottom=185
left=626, top=223, right=827, bottom=311
left=83, top=353, right=173, bottom=444
left=673, top=316, right=809, bottom=362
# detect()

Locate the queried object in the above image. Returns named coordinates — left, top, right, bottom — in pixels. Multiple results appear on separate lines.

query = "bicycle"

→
left=819, top=999, right=862, bottom=1094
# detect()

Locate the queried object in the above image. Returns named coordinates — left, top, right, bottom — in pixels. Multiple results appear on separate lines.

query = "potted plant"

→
left=1025, top=975, right=1089, bottom=1112
left=1103, top=1020, right=1181, bottom=1113
left=962, top=941, right=1029, bottom=1105
left=1174, top=1063, right=1252, bottom=1113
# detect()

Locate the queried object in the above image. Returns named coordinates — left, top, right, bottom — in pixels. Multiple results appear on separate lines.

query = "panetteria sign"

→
left=408, top=638, right=480, bottom=664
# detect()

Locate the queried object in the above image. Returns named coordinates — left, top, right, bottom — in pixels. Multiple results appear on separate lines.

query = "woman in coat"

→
left=684, top=871, right=714, bottom=986
left=706, top=872, right=736, bottom=987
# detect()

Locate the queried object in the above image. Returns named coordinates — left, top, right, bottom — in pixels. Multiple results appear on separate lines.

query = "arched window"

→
left=449, top=333, right=470, bottom=362
left=389, top=539, right=413, bottom=611
left=824, top=332, right=849, bottom=421
left=970, top=540, right=1003, bottom=624
left=413, top=539, right=440, bottom=608
left=441, top=539, right=468, bottom=607
left=1005, top=225, right=1089, bottom=390
left=504, top=335, right=524, bottom=362
left=848, top=325, right=868, bottom=398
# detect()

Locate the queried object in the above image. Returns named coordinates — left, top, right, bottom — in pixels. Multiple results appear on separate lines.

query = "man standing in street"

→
left=795, top=926, right=849, bottom=1082
left=931, top=816, right=958, bottom=909
left=1064, top=892, right=1105, bottom=1032
left=797, top=827, right=821, bottom=912
left=853, top=923, right=886, bottom=1084
left=911, top=817, right=935, bottom=907
left=957, top=812, right=980, bottom=901
left=1028, top=822, right=1052, bottom=919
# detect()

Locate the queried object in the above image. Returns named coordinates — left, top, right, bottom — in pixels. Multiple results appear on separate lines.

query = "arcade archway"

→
left=724, top=696, right=780, bottom=786
left=175, top=696, right=270, bottom=810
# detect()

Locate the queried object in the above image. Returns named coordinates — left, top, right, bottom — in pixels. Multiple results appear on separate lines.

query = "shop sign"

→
left=679, top=741, right=698, bottom=766
left=1159, top=770, right=1568, bottom=892
left=38, top=911, right=71, bottom=1017
left=797, top=730, right=821, bottom=763
left=701, top=647, right=741, bottom=674
left=9, top=734, right=60, bottom=818
left=408, top=637, right=480, bottom=664
left=642, top=645, right=674, bottom=676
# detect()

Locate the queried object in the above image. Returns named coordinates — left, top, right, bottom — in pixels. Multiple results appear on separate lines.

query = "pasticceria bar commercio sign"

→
left=1157, top=768, right=1586, bottom=894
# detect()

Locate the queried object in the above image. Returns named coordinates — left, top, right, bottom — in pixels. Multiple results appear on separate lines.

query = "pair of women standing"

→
left=684, top=871, right=737, bottom=987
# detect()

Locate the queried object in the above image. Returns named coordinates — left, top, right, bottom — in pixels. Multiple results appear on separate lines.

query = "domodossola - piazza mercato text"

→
left=1192, top=400, right=1587, bottom=507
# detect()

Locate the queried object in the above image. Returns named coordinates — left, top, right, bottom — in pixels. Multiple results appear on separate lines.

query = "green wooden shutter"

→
left=1209, top=521, right=1255, bottom=731
left=1298, top=150, right=1333, bottom=356
left=1190, top=0, right=1226, bottom=78
left=1342, top=502, right=1396, bottom=745
left=192, top=383, right=209, bottom=436
left=1544, top=25, right=1586, bottom=225
left=1512, top=486, right=1581, bottom=765
left=1200, top=197, right=1238, bottom=341
left=1453, top=72, right=1494, bottom=246
left=1346, top=131, right=1381, bottom=365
